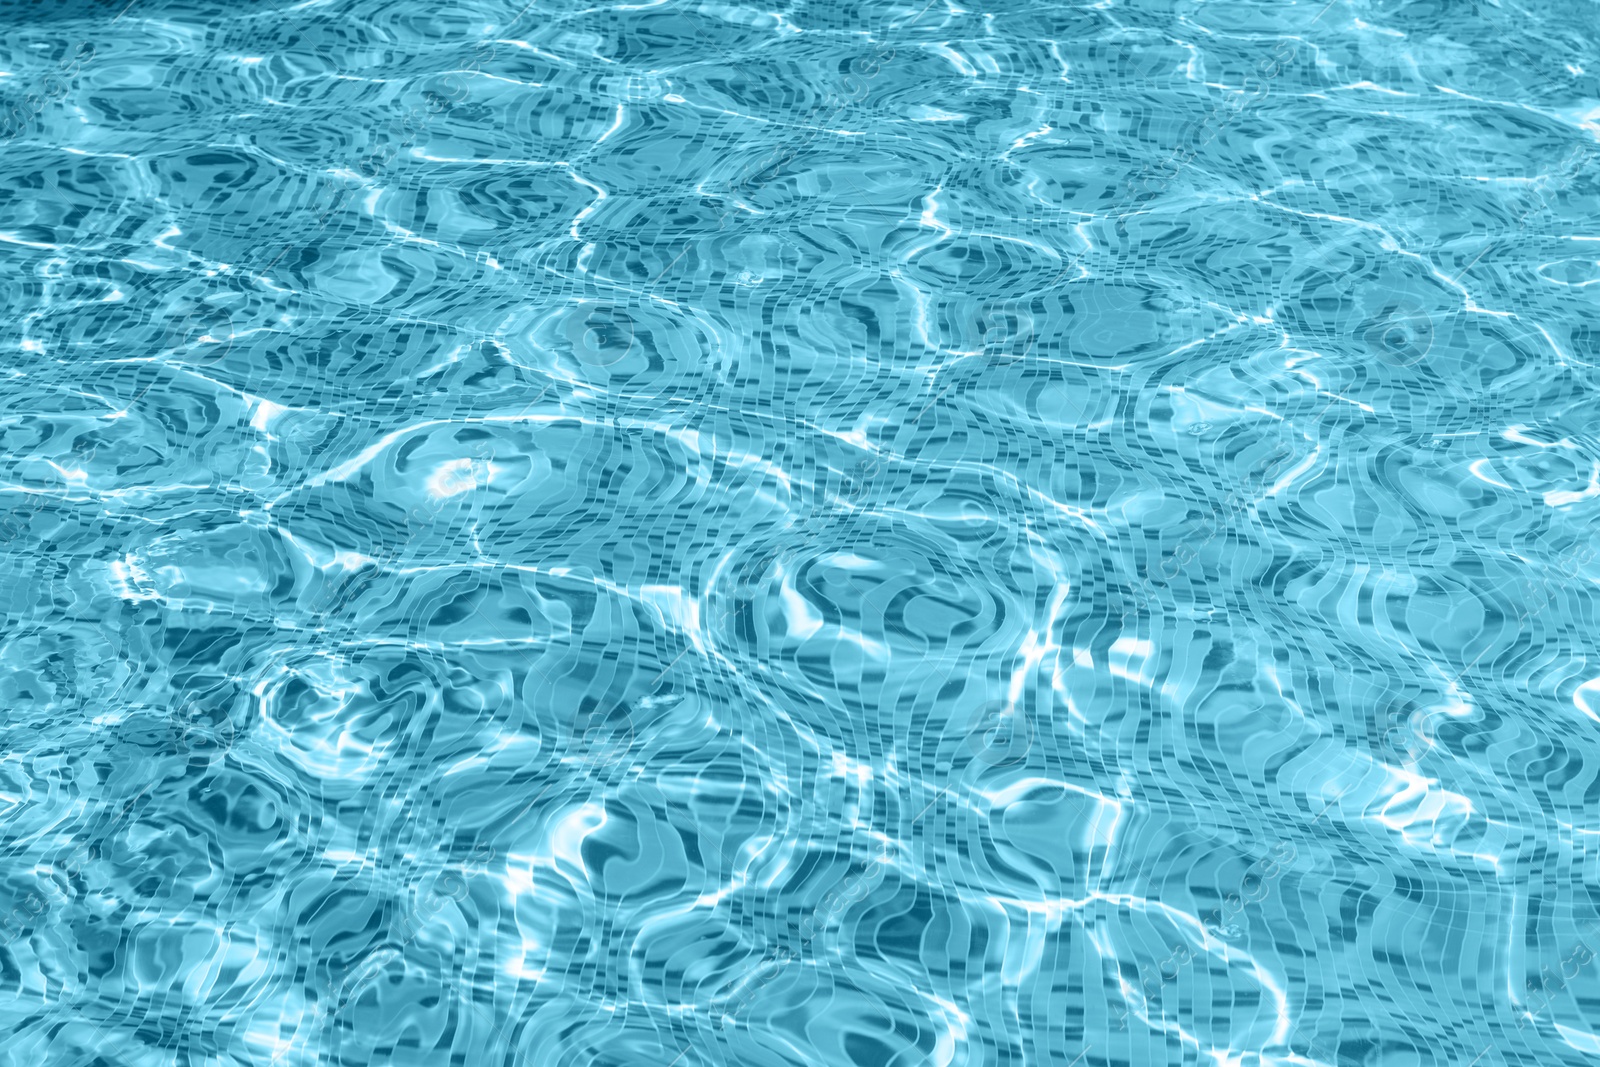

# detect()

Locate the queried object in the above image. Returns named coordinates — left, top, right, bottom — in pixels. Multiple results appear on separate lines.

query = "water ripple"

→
left=2, top=0, right=1600, bottom=1064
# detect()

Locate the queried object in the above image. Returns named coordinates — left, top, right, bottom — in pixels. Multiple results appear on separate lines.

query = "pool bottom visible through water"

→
left=0, top=1, right=1598, bottom=1066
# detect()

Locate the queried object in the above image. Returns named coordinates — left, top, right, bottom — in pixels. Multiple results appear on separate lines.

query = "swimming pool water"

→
left=2, top=0, right=1599, bottom=1063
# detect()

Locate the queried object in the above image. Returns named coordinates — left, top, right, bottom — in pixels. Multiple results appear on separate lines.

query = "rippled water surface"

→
left=3, top=0, right=1599, bottom=1063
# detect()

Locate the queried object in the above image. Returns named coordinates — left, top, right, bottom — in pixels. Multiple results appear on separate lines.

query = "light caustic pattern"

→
left=0, top=0, right=1597, bottom=1064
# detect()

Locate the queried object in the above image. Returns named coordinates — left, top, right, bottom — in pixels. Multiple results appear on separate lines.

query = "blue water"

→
left=2, top=0, right=1598, bottom=1063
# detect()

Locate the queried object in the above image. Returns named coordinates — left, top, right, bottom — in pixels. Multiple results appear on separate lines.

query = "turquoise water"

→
left=2, top=0, right=1598, bottom=1063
